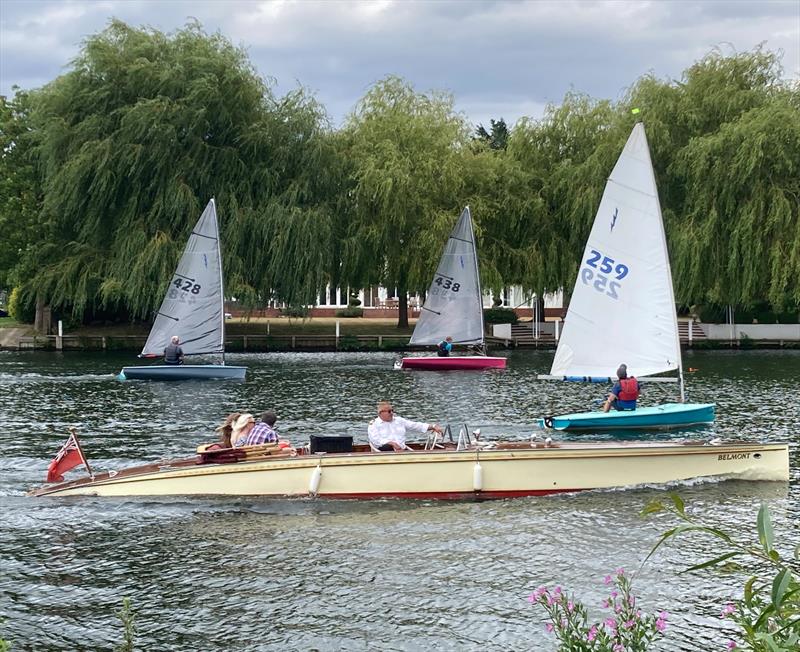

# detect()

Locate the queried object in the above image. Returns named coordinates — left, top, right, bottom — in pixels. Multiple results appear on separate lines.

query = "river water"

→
left=0, top=349, right=798, bottom=651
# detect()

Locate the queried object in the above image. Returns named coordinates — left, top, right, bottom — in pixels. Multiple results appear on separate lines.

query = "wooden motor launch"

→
left=32, top=430, right=789, bottom=499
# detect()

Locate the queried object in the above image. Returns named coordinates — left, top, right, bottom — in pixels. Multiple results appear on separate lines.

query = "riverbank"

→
left=1, top=316, right=798, bottom=351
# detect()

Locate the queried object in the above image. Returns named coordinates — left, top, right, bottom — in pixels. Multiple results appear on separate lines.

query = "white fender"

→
left=473, top=461, right=483, bottom=492
left=309, top=464, right=322, bottom=495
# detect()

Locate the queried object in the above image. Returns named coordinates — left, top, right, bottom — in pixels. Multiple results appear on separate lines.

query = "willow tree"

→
left=16, top=19, right=336, bottom=322
left=625, top=48, right=800, bottom=313
left=340, top=77, right=470, bottom=327
left=0, top=91, right=42, bottom=292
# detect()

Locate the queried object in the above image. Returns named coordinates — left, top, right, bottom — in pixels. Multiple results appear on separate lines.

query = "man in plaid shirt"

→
left=237, top=411, right=278, bottom=446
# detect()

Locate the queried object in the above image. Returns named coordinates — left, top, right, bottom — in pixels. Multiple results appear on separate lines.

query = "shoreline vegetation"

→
left=1, top=317, right=799, bottom=352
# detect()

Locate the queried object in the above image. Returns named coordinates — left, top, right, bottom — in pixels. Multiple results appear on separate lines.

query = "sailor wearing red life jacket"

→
left=602, top=364, right=640, bottom=412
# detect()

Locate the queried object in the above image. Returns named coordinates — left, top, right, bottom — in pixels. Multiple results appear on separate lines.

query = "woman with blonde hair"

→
left=230, top=413, right=256, bottom=448
left=215, top=412, right=241, bottom=448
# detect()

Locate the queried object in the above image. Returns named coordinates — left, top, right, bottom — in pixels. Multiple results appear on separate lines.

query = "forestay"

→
left=140, top=199, right=226, bottom=357
left=409, top=207, right=485, bottom=346
left=549, top=123, right=682, bottom=379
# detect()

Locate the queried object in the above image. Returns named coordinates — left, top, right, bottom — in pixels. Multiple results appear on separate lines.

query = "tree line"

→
left=1, top=20, right=798, bottom=328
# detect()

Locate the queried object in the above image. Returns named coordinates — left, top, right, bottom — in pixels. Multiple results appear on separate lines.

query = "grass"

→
left=0, top=317, right=22, bottom=328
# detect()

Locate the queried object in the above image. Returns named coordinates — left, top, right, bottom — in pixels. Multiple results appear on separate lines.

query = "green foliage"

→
left=528, top=570, right=667, bottom=651
left=281, top=305, right=309, bottom=319
left=475, top=118, right=509, bottom=150
left=115, top=597, right=136, bottom=652
left=341, top=76, right=470, bottom=325
left=337, top=334, right=360, bottom=350
left=483, top=307, right=518, bottom=324
left=335, top=306, right=363, bottom=318
left=7, top=287, right=34, bottom=323
left=643, top=497, right=800, bottom=651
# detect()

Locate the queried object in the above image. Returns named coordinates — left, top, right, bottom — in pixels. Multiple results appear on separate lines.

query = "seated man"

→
left=163, top=335, right=184, bottom=365
left=437, top=336, right=453, bottom=357
left=367, top=401, right=442, bottom=452
left=603, top=364, right=640, bottom=412
left=235, top=411, right=278, bottom=447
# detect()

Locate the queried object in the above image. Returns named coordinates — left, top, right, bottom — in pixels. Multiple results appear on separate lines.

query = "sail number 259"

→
left=580, top=249, right=629, bottom=300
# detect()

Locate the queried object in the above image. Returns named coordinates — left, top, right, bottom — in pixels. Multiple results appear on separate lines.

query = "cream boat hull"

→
left=32, top=441, right=790, bottom=499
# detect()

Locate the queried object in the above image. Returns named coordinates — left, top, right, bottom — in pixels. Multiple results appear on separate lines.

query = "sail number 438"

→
left=434, top=277, right=460, bottom=292
left=580, top=250, right=629, bottom=300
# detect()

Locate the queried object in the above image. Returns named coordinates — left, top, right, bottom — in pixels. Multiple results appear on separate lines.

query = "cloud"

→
left=1, top=0, right=797, bottom=127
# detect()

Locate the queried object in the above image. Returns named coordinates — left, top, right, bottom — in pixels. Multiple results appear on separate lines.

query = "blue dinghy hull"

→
left=118, top=365, right=247, bottom=381
left=538, top=403, right=715, bottom=431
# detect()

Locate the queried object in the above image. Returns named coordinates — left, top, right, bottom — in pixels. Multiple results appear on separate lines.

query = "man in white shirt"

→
left=367, top=401, right=443, bottom=451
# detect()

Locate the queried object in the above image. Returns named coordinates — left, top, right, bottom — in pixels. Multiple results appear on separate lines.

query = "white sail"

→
left=140, top=199, right=226, bottom=357
left=409, top=206, right=485, bottom=346
left=550, top=123, right=681, bottom=379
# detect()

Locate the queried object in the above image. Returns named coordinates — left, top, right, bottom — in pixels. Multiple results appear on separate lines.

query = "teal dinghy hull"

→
left=118, top=365, right=246, bottom=381
left=538, top=403, right=715, bottom=431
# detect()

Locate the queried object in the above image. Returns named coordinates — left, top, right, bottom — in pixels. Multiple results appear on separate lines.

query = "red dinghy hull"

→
left=400, top=356, right=507, bottom=370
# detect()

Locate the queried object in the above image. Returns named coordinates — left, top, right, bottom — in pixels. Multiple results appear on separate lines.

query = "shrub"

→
left=8, top=287, right=35, bottom=323
left=528, top=570, right=667, bottom=651
left=643, top=496, right=799, bottom=652
left=483, top=307, right=518, bottom=324
left=281, top=305, right=309, bottom=319
left=335, top=306, right=363, bottom=318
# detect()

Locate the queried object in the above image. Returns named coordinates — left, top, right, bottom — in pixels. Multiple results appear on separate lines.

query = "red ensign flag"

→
left=46, top=432, right=90, bottom=483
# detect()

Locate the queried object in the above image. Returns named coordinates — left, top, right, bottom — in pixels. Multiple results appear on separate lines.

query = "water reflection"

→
left=0, top=349, right=797, bottom=650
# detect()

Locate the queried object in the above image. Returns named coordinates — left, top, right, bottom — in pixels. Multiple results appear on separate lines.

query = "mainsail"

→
left=409, top=207, right=485, bottom=346
left=140, top=199, right=226, bottom=357
left=549, top=123, right=682, bottom=380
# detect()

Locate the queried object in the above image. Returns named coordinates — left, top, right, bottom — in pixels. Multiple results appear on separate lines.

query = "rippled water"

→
left=1, top=349, right=798, bottom=650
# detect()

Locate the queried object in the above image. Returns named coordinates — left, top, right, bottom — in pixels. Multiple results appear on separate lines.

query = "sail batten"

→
left=549, top=123, right=681, bottom=380
left=409, top=207, right=485, bottom=347
left=140, top=199, right=226, bottom=358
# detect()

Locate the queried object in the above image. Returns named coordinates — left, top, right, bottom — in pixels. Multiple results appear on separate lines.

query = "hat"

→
left=232, top=413, right=255, bottom=433
left=616, top=364, right=628, bottom=379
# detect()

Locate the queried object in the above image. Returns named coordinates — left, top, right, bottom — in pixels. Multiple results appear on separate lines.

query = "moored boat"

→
left=32, top=436, right=788, bottom=499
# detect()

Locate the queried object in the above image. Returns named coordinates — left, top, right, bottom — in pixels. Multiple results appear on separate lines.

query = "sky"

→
left=1, top=0, right=798, bottom=129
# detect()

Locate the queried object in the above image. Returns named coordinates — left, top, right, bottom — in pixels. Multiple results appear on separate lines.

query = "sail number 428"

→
left=173, top=278, right=201, bottom=295
left=580, top=250, right=629, bottom=300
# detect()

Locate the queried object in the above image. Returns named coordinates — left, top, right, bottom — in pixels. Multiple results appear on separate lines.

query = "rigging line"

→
left=422, top=307, right=441, bottom=315
left=190, top=231, right=218, bottom=241
left=434, top=273, right=454, bottom=280
left=448, top=236, right=474, bottom=245
left=172, top=274, right=196, bottom=282
left=155, top=312, right=180, bottom=322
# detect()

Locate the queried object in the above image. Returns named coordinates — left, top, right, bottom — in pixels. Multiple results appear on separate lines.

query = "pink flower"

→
left=721, top=603, right=736, bottom=618
left=604, top=617, right=617, bottom=630
left=547, top=595, right=557, bottom=606
left=545, top=623, right=554, bottom=633
left=532, top=586, right=547, bottom=600
left=616, top=568, right=625, bottom=576
left=658, top=611, right=668, bottom=620
left=587, top=625, right=598, bottom=642
left=554, top=586, right=562, bottom=595
left=613, top=645, right=625, bottom=652
left=656, top=617, right=667, bottom=632
left=567, top=601, right=575, bottom=613
left=611, top=590, right=618, bottom=599
left=628, top=596, right=636, bottom=607
left=623, top=619, right=634, bottom=629
left=726, top=641, right=737, bottom=650
left=601, top=599, right=609, bottom=608
left=527, top=593, right=536, bottom=604
left=604, top=574, right=613, bottom=585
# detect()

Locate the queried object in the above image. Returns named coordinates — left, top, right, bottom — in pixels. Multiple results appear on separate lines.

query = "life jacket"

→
left=437, top=340, right=451, bottom=356
left=618, top=377, right=639, bottom=401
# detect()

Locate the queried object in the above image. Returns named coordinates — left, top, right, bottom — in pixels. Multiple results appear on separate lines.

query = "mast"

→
left=211, top=198, right=226, bottom=366
left=466, top=206, right=486, bottom=351
left=640, top=123, right=685, bottom=401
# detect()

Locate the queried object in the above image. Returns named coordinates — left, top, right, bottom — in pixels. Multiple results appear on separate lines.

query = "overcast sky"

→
left=1, top=0, right=798, bottom=129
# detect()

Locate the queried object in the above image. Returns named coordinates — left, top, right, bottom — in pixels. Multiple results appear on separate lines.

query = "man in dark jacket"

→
left=164, top=335, right=184, bottom=365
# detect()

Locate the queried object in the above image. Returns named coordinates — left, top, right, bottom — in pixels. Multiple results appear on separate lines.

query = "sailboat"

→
left=537, top=123, right=713, bottom=430
left=400, top=207, right=506, bottom=370
left=119, top=199, right=246, bottom=381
